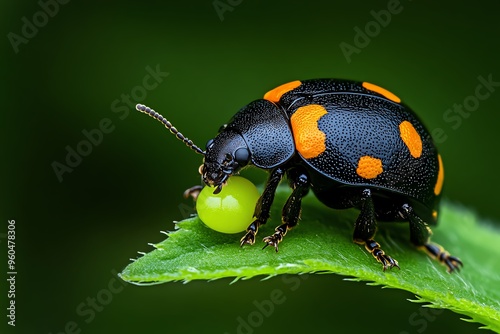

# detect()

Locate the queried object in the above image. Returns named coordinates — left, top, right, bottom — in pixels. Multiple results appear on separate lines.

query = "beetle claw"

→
left=240, top=230, right=256, bottom=247
left=422, top=243, right=463, bottom=273
left=378, top=253, right=400, bottom=271
left=361, top=239, right=400, bottom=271
left=241, top=220, right=265, bottom=248
left=444, top=256, right=463, bottom=273
left=262, top=235, right=280, bottom=252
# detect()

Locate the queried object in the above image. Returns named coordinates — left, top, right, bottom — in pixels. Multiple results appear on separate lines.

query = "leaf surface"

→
left=120, top=188, right=500, bottom=331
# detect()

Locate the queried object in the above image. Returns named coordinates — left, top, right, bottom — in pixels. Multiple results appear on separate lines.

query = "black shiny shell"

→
left=274, top=79, right=441, bottom=222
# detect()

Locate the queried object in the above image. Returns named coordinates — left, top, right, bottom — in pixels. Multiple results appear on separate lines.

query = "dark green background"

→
left=3, top=1, right=499, bottom=333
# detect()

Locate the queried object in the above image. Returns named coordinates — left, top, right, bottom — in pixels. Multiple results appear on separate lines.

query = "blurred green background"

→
left=2, top=0, right=499, bottom=333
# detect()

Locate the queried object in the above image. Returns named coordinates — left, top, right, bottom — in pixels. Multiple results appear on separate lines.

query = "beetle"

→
left=136, top=78, right=463, bottom=273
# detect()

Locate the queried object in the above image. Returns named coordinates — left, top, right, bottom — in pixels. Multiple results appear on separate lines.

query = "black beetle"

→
left=136, top=79, right=462, bottom=273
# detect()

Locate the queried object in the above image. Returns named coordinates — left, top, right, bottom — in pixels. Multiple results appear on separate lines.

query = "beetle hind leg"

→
left=354, top=189, right=399, bottom=271
left=401, top=204, right=463, bottom=273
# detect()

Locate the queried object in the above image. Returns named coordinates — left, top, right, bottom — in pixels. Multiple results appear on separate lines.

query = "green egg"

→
left=196, top=176, right=260, bottom=234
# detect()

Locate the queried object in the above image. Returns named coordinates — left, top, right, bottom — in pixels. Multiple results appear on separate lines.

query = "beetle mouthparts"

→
left=213, top=184, right=223, bottom=195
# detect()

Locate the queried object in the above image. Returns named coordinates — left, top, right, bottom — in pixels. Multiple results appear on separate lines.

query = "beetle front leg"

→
left=401, top=204, right=463, bottom=273
left=262, top=168, right=310, bottom=252
left=354, top=189, right=400, bottom=271
left=240, top=167, right=285, bottom=247
left=183, top=185, right=203, bottom=202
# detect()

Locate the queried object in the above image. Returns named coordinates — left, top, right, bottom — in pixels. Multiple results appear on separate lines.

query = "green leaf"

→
left=120, top=187, right=500, bottom=331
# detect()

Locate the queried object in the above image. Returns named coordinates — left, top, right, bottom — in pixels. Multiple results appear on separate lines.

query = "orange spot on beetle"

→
left=290, top=104, right=328, bottom=159
left=399, top=121, right=422, bottom=158
left=432, top=210, right=438, bottom=220
left=362, top=82, right=401, bottom=103
left=264, top=80, right=302, bottom=103
left=356, top=156, right=383, bottom=179
left=434, top=154, right=444, bottom=195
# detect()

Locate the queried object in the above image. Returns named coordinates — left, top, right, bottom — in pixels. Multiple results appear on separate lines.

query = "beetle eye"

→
left=205, top=139, right=214, bottom=150
left=234, top=147, right=250, bottom=167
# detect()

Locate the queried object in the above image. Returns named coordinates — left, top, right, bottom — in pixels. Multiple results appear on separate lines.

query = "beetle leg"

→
left=401, top=204, right=463, bottom=273
left=354, top=189, right=400, bottom=271
left=240, top=167, right=285, bottom=247
left=183, top=185, right=203, bottom=202
left=262, top=168, right=310, bottom=252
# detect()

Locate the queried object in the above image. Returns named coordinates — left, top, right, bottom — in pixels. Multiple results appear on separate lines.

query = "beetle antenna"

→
left=136, top=104, right=205, bottom=155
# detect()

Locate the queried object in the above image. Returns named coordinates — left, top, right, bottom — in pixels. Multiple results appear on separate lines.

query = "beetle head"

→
left=201, top=130, right=250, bottom=194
